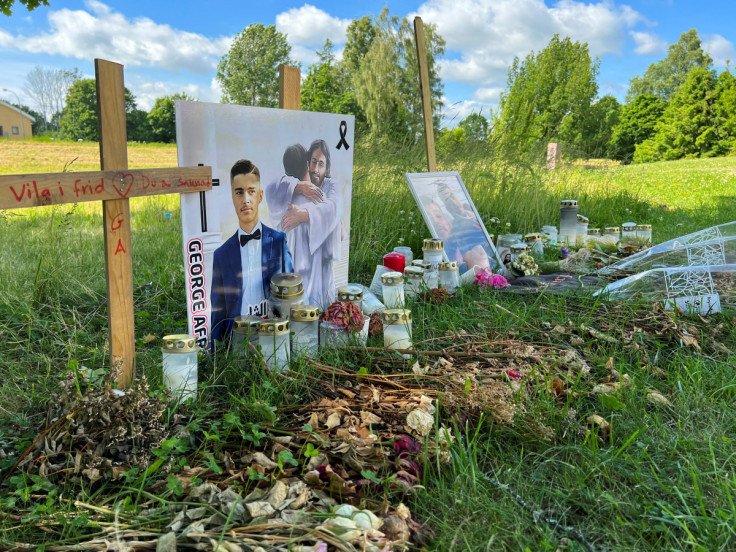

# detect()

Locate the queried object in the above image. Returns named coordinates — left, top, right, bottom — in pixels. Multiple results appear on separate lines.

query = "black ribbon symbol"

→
left=336, top=120, right=350, bottom=150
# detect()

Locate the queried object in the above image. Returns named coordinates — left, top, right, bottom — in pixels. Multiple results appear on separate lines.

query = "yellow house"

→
left=0, top=100, right=34, bottom=139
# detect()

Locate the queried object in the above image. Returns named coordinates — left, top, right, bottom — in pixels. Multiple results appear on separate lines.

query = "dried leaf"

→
left=325, top=412, right=341, bottom=430
left=360, top=411, right=382, bottom=425
left=406, top=409, right=434, bottom=436
left=646, top=390, right=672, bottom=407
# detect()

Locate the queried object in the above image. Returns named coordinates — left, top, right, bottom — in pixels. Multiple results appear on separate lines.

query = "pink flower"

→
left=473, top=270, right=510, bottom=289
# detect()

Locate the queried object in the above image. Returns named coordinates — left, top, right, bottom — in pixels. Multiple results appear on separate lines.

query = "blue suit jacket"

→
left=209, top=224, right=293, bottom=348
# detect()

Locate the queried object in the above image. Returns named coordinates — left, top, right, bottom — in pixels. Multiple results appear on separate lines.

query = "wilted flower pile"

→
left=474, top=269, right=510, bottom=289
left=511, top=253, right=539, bottom=276
left=320, top=301, right=365, bottom=333
left=368, top=311, right=383, bottom=336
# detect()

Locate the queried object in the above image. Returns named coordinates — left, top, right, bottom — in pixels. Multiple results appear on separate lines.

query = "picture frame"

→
left=404, top=171, right=502, bottom=273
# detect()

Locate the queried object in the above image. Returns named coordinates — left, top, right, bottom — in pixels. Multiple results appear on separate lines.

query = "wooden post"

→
left=414, top=17, right=437, bottom=172
left=279, top=65, right=301, bottom=111
left=95, top=59, right=135, bottom=388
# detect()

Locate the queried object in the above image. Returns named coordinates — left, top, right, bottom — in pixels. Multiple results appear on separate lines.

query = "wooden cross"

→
left=0, top=59, right=212, bottom=389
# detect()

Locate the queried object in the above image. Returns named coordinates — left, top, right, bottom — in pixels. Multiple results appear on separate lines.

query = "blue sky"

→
left=1, top=0, right=735, bottom=126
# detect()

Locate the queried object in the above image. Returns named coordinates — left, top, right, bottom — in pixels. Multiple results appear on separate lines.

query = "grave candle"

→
left=497, top=233, right=523, bottom=265
left=337, top=284, right=363, bottom=311
left=381, top=271, right=405, bottom=308
left=587, top=228, right=601, bottom=246
left=636, top=224, right=652, bottom=243
left=290, top=305, right=319, bottom=357
left=621, top=222, right=637, bottom=241
left=510, top=243, right=528, bottom=263
left=258, top=319, right=290, bottom=372
left=541, top=226, right=558, bottom=245
left=162, top=334, right=199, bottom=401
left=268, top=273, right=305, bottom=318
left=404, top=266, right=425, bottom=298
left=393, top=246, right=414, bottom=266
left=604, top=227, right=620, bottom=245
left=231, top=315, right=261, bottom=356
left=576, top=215, right=589, bottom=245
left=412, top=259, right=438, bottom=290
left=560, top=200, right=579, bottom=246
left=524, top=233, right=544, bottom=257
left=383, top=252, right=406, bottom=273
left=438, top=261, right=460, bottom=293
left=422, top=238, right=444, bottom=270
left=382, top=309, right=412, bottom=358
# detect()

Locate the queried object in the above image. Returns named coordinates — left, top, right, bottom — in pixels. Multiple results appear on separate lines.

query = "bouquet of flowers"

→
left=320, top=301, right=365, bottom=333
left=510, top=253, right=539, bottom=277
left=473, top=269, right=510, bottom=289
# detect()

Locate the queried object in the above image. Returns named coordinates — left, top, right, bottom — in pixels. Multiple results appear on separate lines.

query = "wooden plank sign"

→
left=0, top=167, right=212, bottom=209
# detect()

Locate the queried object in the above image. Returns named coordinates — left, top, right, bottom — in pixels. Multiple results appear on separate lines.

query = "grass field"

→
left=1, top=138, right=736, bottom=550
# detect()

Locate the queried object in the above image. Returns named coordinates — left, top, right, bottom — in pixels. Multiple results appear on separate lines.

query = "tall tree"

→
left=496, top=34, right=599, bottom=157
left=609, top=94, right=666, bottom=162
left=216, top=24, right=296, bottom=107
left=147, top=92, right=196, bottom=143
left=301, top=40, right=361, bottom=120
left=59, top=79, right=139, bottom=142
left=458, top=113, right=490, bottom=142
left=560, top=95, right=621, bottom=158
left=342, top=16, right=376, bottom=76
left=627, top=29, right=712, bottom=101
left=23, top=66, right=81, bottom=131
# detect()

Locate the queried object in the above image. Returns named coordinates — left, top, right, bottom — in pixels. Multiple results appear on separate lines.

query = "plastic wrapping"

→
left=600, top=222, right=736, bottom=275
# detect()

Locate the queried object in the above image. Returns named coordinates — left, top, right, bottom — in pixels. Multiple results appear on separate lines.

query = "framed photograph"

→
left=404, top=171, right=502, bottom=273
left=176, top=100, right=355, bottom=350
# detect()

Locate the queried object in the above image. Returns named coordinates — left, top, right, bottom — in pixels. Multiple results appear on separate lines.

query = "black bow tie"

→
left=240, top=228, right=261, bottom=246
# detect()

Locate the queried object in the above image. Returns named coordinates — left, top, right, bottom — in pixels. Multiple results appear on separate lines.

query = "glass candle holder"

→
left=604, top=227, right=620, bottom=245
left=162, top=334, right=199, bottom=401
left=258, top=319, right=290, bottom=372
left=412, top=259, right=437, bottom=290
left=231, top=315, right=261, bottom=356
left=576, top=215, right=589, bottom=246
left=393, top=246, right=413, bottom=266
left=621, top=222, right=637, bottom=241
left=510, top=243, right=528, bottom=263
left=383, top=309, right=412, bottom=358
left=524, top=233, right=544, bottom=257
left=381, top=271, right=405, bottom=308
left=404, top=266, right=425, bottom=298
left=269, top=273, right=304, bottom=318
left=587, top=228, right=601, bottom=246
left=290, top=305, right=319, bottom=357
left=541, top=226, right=558, bottom=245
left=438, top=261, right=460, bottom=293
left=636, top=224, right=652, bottom=243
left=497, top=233, right=523, bottom=265
left=422, top=238, right=445, bottom=270
left=383, top=252, right=406, bottom=273
left=560, top=199, right=579, bottom=246
left=337, top=284, right=363, bottom=311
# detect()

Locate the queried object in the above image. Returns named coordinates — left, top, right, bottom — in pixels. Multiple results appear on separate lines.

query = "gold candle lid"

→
left=381, top=271, right=404, bottom=286
left=290, top=305, right=319, bottom=321
left=382, top=309, right=412, bottom=325
left=622, top=222, right=637, bottom=230
left=258, top=318, right=290, bottom=336
left=561, top=199, right=578, bottom=207
left=588, top=228, right=600, bottom=235
left=438, top=261, right=458, bottom=271
left=576, top=214, right=589, bottom=223
left=604, top=227, right=620, bottom=234
left=510, top=243, right=528, bottom=253
left=337, top=285, right=363, bottom=303
left=269, top=272, right=304, bottom=299
left=636, top=224, right=652, bottom=230
left=411, top=259, right=432, bottom=270
left=524, top=233, right=541, bottom=242
left=233, top=315, right=262, bottom=335
left=422, top=238, right=444, bottom=251
left=404, top=266, right=424, bottom=279
left=162, top=334, right=198, bottom=353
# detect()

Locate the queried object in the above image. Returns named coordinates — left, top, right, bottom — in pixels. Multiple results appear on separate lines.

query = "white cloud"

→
left=276, top=4, right=350, bottom=48
left=440, top=97, right=494, bottom=127
left=630, top=31, right=667, bottom=55
left=124, top=77, right=213, bottom=111
left=472, top=87, right=504, bottom=103
left=703, top=34, right=736, bottom=68
left=1, top=1, right=232, bottom=74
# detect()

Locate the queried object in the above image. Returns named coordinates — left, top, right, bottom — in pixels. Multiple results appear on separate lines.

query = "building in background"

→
left=0, top=100, right=34, bottom=139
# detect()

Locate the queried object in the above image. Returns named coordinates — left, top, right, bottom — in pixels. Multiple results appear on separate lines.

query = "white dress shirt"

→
left=238, top=222, right=266, bottom=317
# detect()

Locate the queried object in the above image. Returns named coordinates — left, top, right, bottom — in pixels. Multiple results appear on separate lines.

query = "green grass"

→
left=1, top=139, right=736, bottom=550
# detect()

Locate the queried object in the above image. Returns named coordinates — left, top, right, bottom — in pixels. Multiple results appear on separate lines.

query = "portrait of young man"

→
left=209, top=159, right=293, bottom=347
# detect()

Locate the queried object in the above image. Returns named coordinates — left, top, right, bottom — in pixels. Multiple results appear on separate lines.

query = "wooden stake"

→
left=95, top=59, right=135, bottom=389
left=413, top=17, right=437, bottom=172
left=279, top=65, right=301, bottom=110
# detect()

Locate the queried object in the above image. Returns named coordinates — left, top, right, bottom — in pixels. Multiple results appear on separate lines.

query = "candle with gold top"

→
left=258, top=319, right=290, bottom=371
left=268, top=273, right=304, bottom=318
left=438, top=261, right=460, bottom=293
left=162, top=334, right=199, bottom=401
left=231, top=315, right=261, bottom=356
left=381, top=271, right=405, bottom=308
left=422, top=238, right=444, bottom=270
left=382, top=309, right=412, bottom=359
left=290, top=305, right=319, bottom=357
left=559, top=200, right=578, bottom=246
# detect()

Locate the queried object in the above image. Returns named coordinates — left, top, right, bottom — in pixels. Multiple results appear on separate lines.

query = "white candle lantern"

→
left=621, top=222, right=637, bottom=241
left=381, top=271, right=405, bottom=308
left=268, top=273, right=305, bottom=318
left=438, top=261, right=460, bottom=293
left=524, top=233, right=544, bottom=257
left=412, top=259, right=437, bottom=290
left=383, top=309, right=412, bottom=358
left=559, top=199, right=579, bottom=246
left=258, top=319, right=290, bottom=371
left=541, top=226, right=558, bottom=245
left=393, top=246, right=414, bottom=266
left=510, top=243, right=528, bottom=263
left=337, top=285, right=363, bottom=311
left=636, top=224, right=652, bottom=243
left=576, top=215, right=589, bottom=246
left=290, top=305, right=319, bottom=357
left=587, top=228, right=601, bottom=245
left=404, top=266, right=425, bottom=298
left=604, top=227, right=620, bottom=245
left=422, top=238, right=444, bottom=271
left=497, top=233, right=523, bottom=265
left=162, top=334, right=199, bottom=401
left=231, top=315, right=261, bottom=356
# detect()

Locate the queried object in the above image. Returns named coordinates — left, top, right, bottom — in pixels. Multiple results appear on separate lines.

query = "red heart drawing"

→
left=112, top=173, right=134, bottom=198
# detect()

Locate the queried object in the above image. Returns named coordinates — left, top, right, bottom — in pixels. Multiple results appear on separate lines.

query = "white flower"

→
left=400, top=210, right=405, bottom=214
left=398, top=238, right=405, bottom=244
left=506, top=222, right=511, bottom=227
